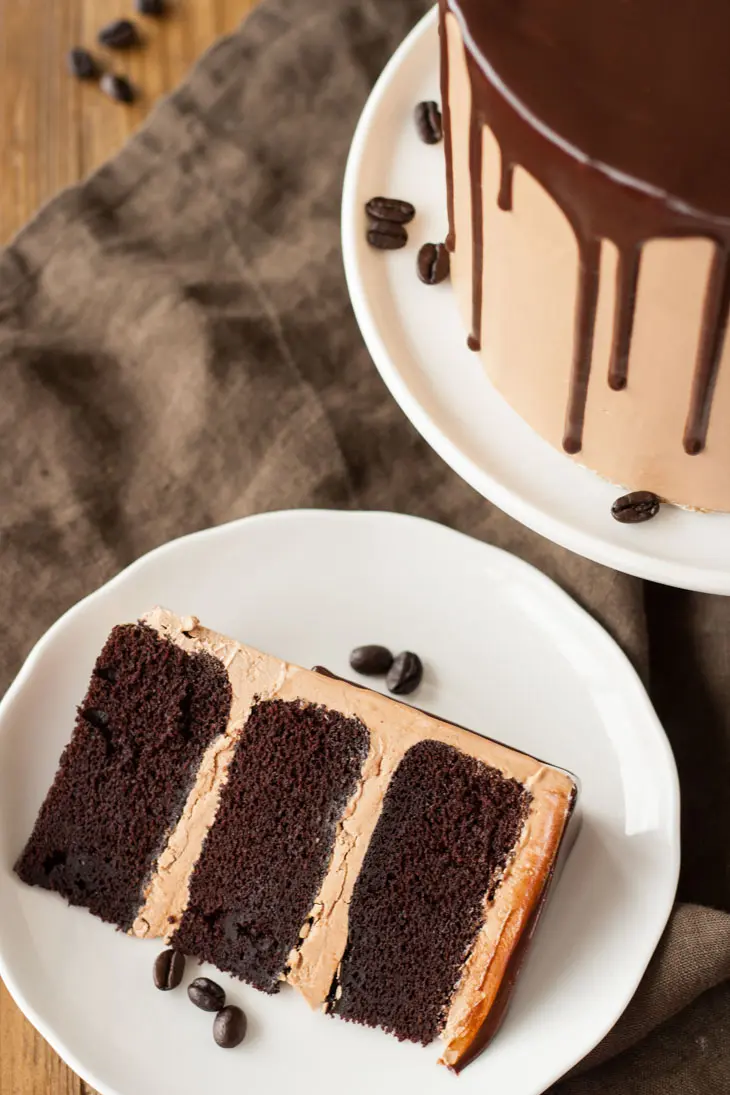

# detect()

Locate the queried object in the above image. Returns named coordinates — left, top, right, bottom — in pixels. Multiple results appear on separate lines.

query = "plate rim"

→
left=0, top=508, right=680, bottom=1095
left=341, top=5, right=730, bottom=596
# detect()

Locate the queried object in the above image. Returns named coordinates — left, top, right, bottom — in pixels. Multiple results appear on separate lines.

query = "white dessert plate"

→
left=342, top=6, right=730, bottom=595
left=0, top=510, right=678, bottom=1095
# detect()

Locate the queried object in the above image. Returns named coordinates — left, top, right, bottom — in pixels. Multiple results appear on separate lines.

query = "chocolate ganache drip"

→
left=440, top=0, right=730, bottom=456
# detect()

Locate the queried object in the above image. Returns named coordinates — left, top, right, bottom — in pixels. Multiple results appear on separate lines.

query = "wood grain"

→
left=0, top=5, right=258, bottom=1088
left=0, top=0, right=258, bottom=244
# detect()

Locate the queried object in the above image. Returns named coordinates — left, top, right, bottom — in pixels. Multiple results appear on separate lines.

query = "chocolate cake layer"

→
left=330, top=740, right=530, bottom=1043
left=15, top=623, right=231, bottom=930
left=172, top=698, right=370, bottom=992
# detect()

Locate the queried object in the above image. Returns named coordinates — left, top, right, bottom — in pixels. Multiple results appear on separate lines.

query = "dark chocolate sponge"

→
left=331, top=739, right=530, bottom=1044
left=15, top=623, right=232, bottom=929
left=173, top=698, right=369, bottom=992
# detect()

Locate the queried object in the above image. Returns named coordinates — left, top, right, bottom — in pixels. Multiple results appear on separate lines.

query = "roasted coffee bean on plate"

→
left=213, top=1005, right=248, bottom=1049
left=67, top=48, right=99, bottom=80
left=153, top=948, right=186, bottom=991
left=367, top=222, right=408, bottom=251
left=188, top=976, right=226, bottom=1012
left=415, top=100, right=443, bottom=144
left=387, top=651, right=423, bottom=695
left=365, top=196, right=416, bottom=225
left=349, top=644, right=394, bottom=676
left=417, top=242, right=450, bottom=285
left=611, top=490, right=661, bottom=524
left=98, top=18, right=141, bottom=49
left=136, top=0, right=166, bottom=13
left=100, top=73, right=136, bottom=104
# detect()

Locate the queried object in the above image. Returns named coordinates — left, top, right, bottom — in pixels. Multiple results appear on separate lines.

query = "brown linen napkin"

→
left=0, top=0, right=728, bottom=1090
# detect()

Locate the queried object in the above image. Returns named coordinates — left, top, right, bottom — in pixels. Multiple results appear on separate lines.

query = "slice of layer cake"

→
left=440, top=0, right=730, bottom=511
left=16, top=607, right=577, bottom=1071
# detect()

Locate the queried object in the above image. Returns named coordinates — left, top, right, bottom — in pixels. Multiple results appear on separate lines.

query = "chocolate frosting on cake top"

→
left=451, top=0, right=730, bottom=219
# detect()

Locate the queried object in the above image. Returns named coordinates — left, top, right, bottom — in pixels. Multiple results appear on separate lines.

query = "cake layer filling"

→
left=171, top=698, right=370, bottom=992
left=15, top=623, right=232, bottom=930
left=329, top=739, right=530, bottom=1044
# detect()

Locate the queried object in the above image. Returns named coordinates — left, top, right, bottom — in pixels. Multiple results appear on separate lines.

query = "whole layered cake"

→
left=440, top=0, right=730, bottom=511
left=16, top=608, right=577, bottom=1071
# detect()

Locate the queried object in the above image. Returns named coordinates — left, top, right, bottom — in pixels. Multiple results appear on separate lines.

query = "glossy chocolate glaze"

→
left=441, top=0, right=730, bottom=456
left=439, top=13, right=455, bottom=253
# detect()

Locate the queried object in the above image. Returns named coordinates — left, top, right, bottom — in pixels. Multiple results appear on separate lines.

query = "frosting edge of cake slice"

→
left=439, top=767, right=577, bottom=1070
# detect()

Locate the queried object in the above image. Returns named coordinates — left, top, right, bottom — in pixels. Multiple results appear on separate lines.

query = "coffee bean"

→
left=188, top=977, right=226, bottom=1012
left=349, top=645, right=394, bottom=676
left=213, top=1005, right=247, bottom=1049
left=417, top=242, right=450, bottom=285
left=67, top=48, right=99, bottom=80
left=100, top=74, right=136, bottom=104
left=365, top=197, right=416, bottom=225
left=367, top=222, right=408, bottom=251
left=136, top=0, right=166, bottom=13
left=98, top=18, right=140, bottom=49
left=387, top=651, right=423, bottom=695
left=415, top=100, right=443, bottom=144
left=153, top=949, right=186, bottom=991
left=611, top=491, right=661, bottom=524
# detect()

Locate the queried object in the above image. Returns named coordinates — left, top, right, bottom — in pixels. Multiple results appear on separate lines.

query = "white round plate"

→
left=0, top=511, right=678, bottom=1095
left=342, top=6, right=730, bottom=595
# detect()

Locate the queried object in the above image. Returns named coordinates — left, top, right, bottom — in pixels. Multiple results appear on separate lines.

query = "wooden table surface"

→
left=0, top=0, right=257, bottom=244
left=0, top=3, right=256, bottom=1090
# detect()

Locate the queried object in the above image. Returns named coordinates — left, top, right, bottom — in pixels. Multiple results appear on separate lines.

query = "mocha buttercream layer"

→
left=442, top=1, right=730, bottom=511
left=132, top=608, right=576, bottom=1068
